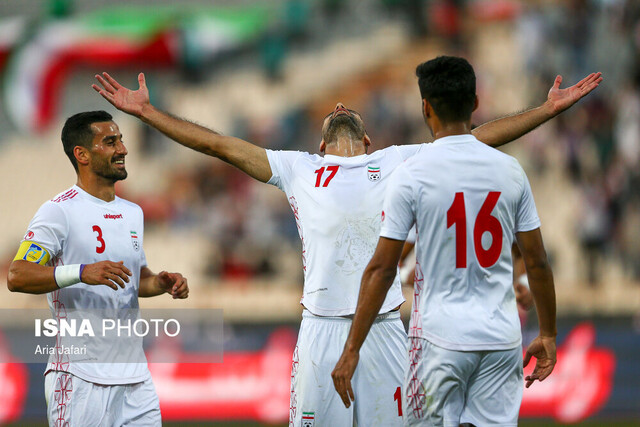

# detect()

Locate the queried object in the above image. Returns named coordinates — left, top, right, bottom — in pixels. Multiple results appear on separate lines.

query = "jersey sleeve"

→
left=265, top=150, right=303, bottom=191
left=20, top=201, right=68, bottom=258
left=515, top=166, right=541, bottom=233
left=380, top=165, right=416, bottom=241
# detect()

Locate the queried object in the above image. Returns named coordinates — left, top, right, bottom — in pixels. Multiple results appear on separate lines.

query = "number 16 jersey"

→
left=266, top=145, right=421, bottom=316
left=380, top=135, right=541, bottom=351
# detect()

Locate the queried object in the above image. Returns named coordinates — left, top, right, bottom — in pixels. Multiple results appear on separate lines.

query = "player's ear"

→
left=319, top=139, right=326, bottom=152
left=422, top=99, right=431, bottom=118
left=473, top=95, right=479, bottom=112
left=74, top=146, right=90, bottom=167
left=363, top=134, right=371, bottom=148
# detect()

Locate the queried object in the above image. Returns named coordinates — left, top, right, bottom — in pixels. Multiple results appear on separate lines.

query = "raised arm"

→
left=93, top=73, right=272, bottom=183
left=472, top=72, right=602, bottom=147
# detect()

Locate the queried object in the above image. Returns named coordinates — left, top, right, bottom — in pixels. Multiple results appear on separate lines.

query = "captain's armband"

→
left=13, top=241, right=52, bottom=265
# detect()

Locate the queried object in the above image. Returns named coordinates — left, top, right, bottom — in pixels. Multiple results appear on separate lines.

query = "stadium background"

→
left=0, top=0, right=639, bottom=425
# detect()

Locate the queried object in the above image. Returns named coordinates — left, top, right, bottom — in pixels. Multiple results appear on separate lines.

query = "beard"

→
left=323, top=115, right=365, bottom=145
left=92, top=157, right=128, bottom=182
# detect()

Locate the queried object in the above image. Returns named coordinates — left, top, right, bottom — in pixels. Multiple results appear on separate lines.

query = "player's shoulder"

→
left=115, top=196, right=143, bottom=214
left=49, top=186, right=81, bottom=205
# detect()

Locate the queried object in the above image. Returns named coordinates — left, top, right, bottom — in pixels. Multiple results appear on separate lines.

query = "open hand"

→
left=546, top=72, right=603, bottom=115
left=331, top=350, right=359, bottom=408
left=92, top=72, right=150, bottom=117
left=523, top=335, right=557, bottom=388
left=81, top=260, right=131, bottom=291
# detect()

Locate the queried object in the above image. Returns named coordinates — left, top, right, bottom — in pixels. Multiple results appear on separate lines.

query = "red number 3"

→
left=447, top=192, right=503, bottom=268
left=93, top=225, right=106, bottom=254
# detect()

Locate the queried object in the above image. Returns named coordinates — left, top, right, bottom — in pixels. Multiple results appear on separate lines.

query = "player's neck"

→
left=324, top=137, right=366, bottom=157
left=76, top=174, right=117, bottom=202
left=429, top=119, right=473, bottom=140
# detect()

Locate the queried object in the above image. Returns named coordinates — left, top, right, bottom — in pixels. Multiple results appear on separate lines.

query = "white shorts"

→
left=289, top=310, right=407, bottom=427
left=404, top=338, right=523, bottom=427
left=45, top=371, right=161, bottom=426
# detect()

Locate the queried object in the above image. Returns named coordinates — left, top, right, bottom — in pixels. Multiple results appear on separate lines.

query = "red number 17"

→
left=314, top=165, right=339, bottom=187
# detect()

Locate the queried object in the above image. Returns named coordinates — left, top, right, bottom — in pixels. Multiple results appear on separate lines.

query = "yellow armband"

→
left=14, top=241, right=51, bottom=265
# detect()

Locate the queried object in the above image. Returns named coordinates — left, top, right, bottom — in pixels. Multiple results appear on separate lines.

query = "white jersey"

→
left=380, top=135, right=540, bottom=351
left=267, top=145, right=421, bottom=316
left=23, top=185, right=150, bottom=384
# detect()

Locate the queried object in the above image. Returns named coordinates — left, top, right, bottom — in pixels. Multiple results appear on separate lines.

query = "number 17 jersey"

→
left=266, top=146, right=421, bottom=316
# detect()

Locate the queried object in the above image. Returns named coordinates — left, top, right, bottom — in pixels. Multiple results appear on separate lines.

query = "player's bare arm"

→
left=138, top=267, right=189, bottom=299
left=7, top=259, right=131, bottom=293
left=516, top=228, right=557, bottom=388
left=92, top=72, right=272, bottom=183
left=472, top=72, right=602, bottom=147
left=332, top=237, right=405, bottom=408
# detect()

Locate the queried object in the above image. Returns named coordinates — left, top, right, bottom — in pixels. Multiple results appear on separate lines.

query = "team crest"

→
left=130, top=231, right=139, bottom=251
left=301, top=412, right=315, bottom=427
left=367, top=165, right=381, bottom=181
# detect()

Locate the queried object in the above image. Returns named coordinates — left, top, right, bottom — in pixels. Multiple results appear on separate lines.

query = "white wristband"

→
left=54, top=264, right=85, bottom=288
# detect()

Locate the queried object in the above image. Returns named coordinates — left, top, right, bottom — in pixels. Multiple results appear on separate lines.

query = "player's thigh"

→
left=354, top=314, right=406, bottom=426
left=120, top=377, right=161, bottom=426
left=461, top=347, right=523, bottom=427
left=290, top=313, right=353, bottom=427
left=46, top=371, right=115, bottom=427
left=404, top=339, right=480, bottom=427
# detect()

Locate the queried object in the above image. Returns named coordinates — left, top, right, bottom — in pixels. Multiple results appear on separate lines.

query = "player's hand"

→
left=331, top=350, right=358, bottom=408
left=523, top=335, right=556, bottom=388
left=157, top=271, right=189, bottom=299
left=92, top=72, right=150, bottom=117
left=80, top=261, right=131, bottom=291
left=545, top=72, right=603, bottom=115
left=514, top=283, right=534, bottom=310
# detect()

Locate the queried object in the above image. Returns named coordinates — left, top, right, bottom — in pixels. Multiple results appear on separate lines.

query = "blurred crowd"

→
left=514, top=0, right=640, bottom=284
left=119, top=0, right=640, bottom=287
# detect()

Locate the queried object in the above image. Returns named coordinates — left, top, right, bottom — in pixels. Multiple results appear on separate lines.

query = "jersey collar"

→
left=432, top=134, right=477, bottom=145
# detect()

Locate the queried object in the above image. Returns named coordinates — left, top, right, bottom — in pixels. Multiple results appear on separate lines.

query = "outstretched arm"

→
left=472, top=72, right=602, bottom=147
left=93, top=73, right=272, bottom=183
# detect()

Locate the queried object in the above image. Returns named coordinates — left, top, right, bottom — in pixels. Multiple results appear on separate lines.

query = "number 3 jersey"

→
left=380, top=135, right=541, bottom=351
left=266, top=145, right=422, bottom=316
left=21, top=185, right=150, bottom=384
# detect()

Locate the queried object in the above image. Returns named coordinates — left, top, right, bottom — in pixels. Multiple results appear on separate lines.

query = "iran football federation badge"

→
left=302, top=412, right=315, bottom=427
left=368, top=165, right=381, bottom=181
left=130, top=231, right=139, bottom=251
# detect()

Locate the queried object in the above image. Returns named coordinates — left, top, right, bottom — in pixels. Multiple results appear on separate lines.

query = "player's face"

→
left=321, top=103, right=367, bottom=145
left=88, top=121, right=128, bottom=182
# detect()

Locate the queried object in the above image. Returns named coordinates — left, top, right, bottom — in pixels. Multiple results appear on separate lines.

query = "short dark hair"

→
left=61, top=111, right=113, bottom=171
left=415, top=56, right=476, bottom=123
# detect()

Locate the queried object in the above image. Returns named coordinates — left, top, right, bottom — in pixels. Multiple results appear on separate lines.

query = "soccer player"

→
left=92, top=69, right=599, bottom=426
left=332, top=56, right=560, bottom=425
left=6, top=111, right=189, bottom=426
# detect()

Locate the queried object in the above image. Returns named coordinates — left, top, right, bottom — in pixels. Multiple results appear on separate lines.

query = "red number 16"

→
left=447, top=192, right=503, bottom=268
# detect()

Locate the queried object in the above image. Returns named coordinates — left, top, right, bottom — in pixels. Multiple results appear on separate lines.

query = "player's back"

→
left=266, top=145, right=421, bottom=316
left=392, top=134, right=540, bottom=351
